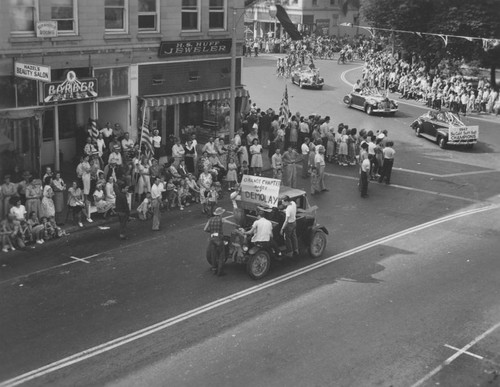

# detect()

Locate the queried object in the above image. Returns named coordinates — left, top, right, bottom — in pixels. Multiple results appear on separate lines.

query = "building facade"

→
left=245, top=0, right=362, bottom=40
left=0, top=0, right=247, bottom=177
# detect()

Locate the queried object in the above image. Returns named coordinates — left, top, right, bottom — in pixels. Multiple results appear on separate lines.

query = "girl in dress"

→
left=76, top=155, right=92, bottom=199
left=326, top=129, right=335, bottom=163
left=93, top=183, right=114, bottom=218
left=25, top=178, right=42, bottom=219
left=67, top=181, right=85, bottom=227
left=198, top=166, right=213, bottom=215
left=249, top=138, right=263, bottom=176
left=41, top=176, right=56, bottom=219
left=105, top=177, right=116, bottom=207
left=51, top=172, right=66, bottom=224
left=184, top=139, right=196, bottom=173
left=225, top=157, right=238, bottom=191
left=337, top=129, right=349, bottom=166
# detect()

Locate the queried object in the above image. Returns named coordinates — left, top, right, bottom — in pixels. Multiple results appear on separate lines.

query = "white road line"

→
left=394, top=167, right=500, bottom=178
left=0, top=203, right=498, bottom=387
left=67, top=256, right=90, bottom=264
left=410, top=321, right=500, bottom=387
left=323, top=171, right=484, bottom=203
left=443, top=344, right=484, bottom=360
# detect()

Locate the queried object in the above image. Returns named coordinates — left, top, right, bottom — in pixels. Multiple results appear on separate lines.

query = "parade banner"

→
left=448, top=125, right=479, bottom=143
left=240, top=175, right=281, bottom=208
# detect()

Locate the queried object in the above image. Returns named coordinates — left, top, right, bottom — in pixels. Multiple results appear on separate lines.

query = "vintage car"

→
left=410, top=110, right=478, bottom=149
left=209, top=185, right=329, bottom=280
left=343, top=88, right=398, bottom=115
left=290, top=65, right=324, bottom=90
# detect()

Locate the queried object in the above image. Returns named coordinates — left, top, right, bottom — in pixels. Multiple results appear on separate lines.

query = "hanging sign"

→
left=42, top=71, right=98, bottom=104
left=36, top=21, right=58, bottom=38
left=15, top=62, right=51, bottom=82
left=240, top=175, right=281, bottom=208
left=158, top=39, right=232, bottom=58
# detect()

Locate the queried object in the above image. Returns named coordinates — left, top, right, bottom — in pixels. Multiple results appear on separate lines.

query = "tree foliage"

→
left=361, top=0, right=500, bottom=86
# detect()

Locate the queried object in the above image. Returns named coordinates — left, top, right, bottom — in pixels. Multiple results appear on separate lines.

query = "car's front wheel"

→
left=246, top=250, right=271, bottom=280
left=415, top=126, right=421, bottom=137
left=366, top=105, right=373, bottom=115
left=309, top=231, right=327, bottom=258
left=299, top=80, right=304, bottom=89
left=438, top=136, right=447, bottom=149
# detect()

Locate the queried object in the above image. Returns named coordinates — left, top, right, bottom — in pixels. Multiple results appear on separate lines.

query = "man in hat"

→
left=203, top=206, right=226, bottom=276
left=108, top=146, right=123, bottom=166
left=280, top=195, right=299, bottom=257
left=315, top=145, right=328, bottom=192
left=243, top=206, right=275, bottom=250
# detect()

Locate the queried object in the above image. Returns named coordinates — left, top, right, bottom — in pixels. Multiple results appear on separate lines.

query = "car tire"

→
left=438, top=136, right=447, bottom=149
left=415, top=126, right=421, bottom=137
left=299, top=80, right=303, bottom=89
left=366, top=105, right=373, bottom=115
left=317, top=85, right=323, bottom=90
left=246, top=250, right=271, bottom=280
left=309, top=231, right=327, bottom=258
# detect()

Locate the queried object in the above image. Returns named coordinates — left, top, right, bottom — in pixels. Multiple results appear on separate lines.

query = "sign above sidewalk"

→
left=42, top=71, right=97, bottom=104
left=158, top=39, right=231, bottom=58
left=14, top=62, right=51, bottom=82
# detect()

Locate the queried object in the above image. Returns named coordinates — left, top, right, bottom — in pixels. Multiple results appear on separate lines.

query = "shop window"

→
left=209, top=0, right=226, bottom=30
left=138, top=0, right=158, bottom=31
left=94, top=67, right=129, bottom=98
left=105, top=0, right=127, bottom=32
left=10, top=0, right=38, bottom=35
left=42, top=105, right=77, bottom=141
left=182, top=0, right=199, bottom=31
left=0, top=76, right=37, bottom=109
left=51, top=0, right=77, bottom=34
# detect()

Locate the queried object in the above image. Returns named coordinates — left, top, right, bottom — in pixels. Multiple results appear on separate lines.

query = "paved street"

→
left=1, top=55, right=500, bottom=387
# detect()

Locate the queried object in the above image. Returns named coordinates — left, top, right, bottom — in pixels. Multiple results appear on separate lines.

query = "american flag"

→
left=139, top=102, right=153, bottom=157
left=279, top=85, right=290, bottom=127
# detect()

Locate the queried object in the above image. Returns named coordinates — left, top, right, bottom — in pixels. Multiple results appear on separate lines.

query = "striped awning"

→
left=142, top=88, right=248, bottom=107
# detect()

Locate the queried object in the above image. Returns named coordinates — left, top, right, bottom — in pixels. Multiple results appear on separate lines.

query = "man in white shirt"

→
left=319, top=116, right=331, bottom=148
left=171, top=137, right=185, bottom=163
left=100, top=122, right=113, bottom=147
left=314, top=145, right=328, bottom=192
left=121, top=133, right=135, bottom=154
left=9, top=199, right=26, bottom=221
left=152, top=129, right=162, bottom=160
left=150, top=177, right=164, bottom=231
left=360, top=142, right=370, bottom=198
left=280, top=196, right=299, bottom=257
left=301, top=137, right=310, bottom=178
left=108, top=147, right=123, bottom=166
left=244, top=207, right=274, bottom=245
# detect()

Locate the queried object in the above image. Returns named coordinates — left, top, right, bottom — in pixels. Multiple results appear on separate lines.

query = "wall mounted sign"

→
left=158, top=39, right=232, bottom=58
left=36, top=21, right=58, bottom=38
left=14, top=62, right=51, bottom=82
left=43, top=71, right=98, bottom=104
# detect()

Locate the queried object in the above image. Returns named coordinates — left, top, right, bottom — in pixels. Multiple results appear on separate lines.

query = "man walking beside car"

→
left=378, top=141, right=395, bottom=185
left=280, top=196, right=299, bottom=257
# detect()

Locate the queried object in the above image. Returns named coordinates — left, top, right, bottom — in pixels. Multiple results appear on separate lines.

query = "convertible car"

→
left=343, top=88, right=398, bottom=115
left=291, top=65, right=324, bottom=90
left=410, top=110, right=478, bottom=149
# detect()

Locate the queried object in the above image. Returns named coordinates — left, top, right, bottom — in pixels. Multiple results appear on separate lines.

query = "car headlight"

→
left=242, top=245, right=249, bottom=252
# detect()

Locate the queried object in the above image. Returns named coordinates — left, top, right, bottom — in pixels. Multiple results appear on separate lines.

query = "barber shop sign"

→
left=43, top=71, right=98, bottom=104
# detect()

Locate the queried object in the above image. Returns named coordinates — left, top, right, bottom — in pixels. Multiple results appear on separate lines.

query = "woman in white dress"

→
left=136, top=157, right=151, bottom=200
left=93, top=183, right=114, bottom=217
left=249, top=138, right=263, bottom=176
left=105, top=177, right=116, bottom=206
left=40, top=176, right=56, bottom=218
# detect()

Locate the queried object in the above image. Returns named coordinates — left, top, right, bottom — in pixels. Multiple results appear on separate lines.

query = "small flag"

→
left=139, top=102, right=153, bottom=157
left=279, top=85, right=290, bottom=127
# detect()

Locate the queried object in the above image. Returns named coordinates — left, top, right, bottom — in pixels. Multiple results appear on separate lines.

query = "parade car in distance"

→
left=410, top=110, right=478, bottom=149
left=290, top=65, right=324, bottom=90
left=343, top=88, right=398, bottom=115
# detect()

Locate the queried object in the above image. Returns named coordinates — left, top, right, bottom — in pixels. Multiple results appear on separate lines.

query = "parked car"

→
left=410, top=110, right=479, bottom=149
left=209, top=186, right=329, bottom=280
left=291, top=65, right=324, bottom=90
left=343, top=88, right=398, bottom=115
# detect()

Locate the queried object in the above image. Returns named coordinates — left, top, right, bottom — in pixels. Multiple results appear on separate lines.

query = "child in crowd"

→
left=48, top=216, right=66, bottom=237
left=206, top=185, right=219, bottom=216
left=226, top=157, right=238, bottom=191
left=1, top=218, right=15, bottom=252
left=177, top=181, right=186, bottom=210
left=137, top=192, right=152, bottom=220
left=310, top=166, right=320, bottom=195
left=27, top=211, right=46, bottom=244
left=239, top=160, right=249, bottom=182
left=166, top=178, right=178, bottom=210
left=186, top=175, right=200, bottom=203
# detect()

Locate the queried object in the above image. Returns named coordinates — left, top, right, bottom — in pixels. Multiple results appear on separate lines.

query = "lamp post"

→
left=229, top=3, right=277, bottom=140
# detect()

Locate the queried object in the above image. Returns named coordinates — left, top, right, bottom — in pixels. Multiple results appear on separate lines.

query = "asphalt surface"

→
left=1, top=55, right=500, bottom=387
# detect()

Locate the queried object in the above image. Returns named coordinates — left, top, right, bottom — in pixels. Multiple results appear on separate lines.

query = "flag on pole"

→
left=139, top=102, right=153, bottom=157
left=89, top=118, right=99, bottom=140
left=279, top=85, right=290, bottom=127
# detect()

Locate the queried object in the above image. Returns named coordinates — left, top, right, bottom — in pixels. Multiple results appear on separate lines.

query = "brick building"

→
left=0, top=0, right=247, bottom=177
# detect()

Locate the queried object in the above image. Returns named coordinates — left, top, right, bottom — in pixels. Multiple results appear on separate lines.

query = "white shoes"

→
left=78, top=222, right=83, bottom=227
left=87, top=218, right=93, bottom=223
left=36, top=239, right=45, bottom=244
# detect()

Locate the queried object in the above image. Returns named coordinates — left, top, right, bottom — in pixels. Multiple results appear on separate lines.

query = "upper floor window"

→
left=105, top=0, right=127, bottom=32
left=209, top=0, right=226, bottom=30
left=181, top=0, right=199, bottom=31
left=312, top=0, right=318, bottom=6
left=138, top=0, right=158, bottom=31
left=10, top=0, right=38, bottom=35
left=51, top=0, right=77, bottom=34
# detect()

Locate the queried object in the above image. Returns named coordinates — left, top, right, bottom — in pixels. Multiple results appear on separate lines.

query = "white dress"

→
left=250, top=144, right=263, bottom=168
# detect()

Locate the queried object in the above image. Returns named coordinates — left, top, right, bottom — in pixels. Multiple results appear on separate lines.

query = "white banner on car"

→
left=449, top=125, right=479, bottom=143
left=240, top=175, right=281, bottom=208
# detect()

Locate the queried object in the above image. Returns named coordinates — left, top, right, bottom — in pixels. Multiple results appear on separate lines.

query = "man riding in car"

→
left=243, top=206, right=277, bottom=252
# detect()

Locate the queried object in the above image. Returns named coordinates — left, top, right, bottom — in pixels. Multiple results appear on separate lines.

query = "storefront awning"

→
left=141, top=88, right=248, bottom=108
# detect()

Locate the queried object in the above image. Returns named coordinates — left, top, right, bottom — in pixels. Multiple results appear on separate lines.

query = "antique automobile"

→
left=343, top=88, right=398, bottom=115
left=208, top=185, right=329, bottom=280
left=290, top=65, right=324, bottom=90
left=410, top=110, right=478, bottom=149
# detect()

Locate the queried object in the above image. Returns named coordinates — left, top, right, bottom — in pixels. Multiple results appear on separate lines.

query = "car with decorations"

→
left=208, top=178, right=329, bottom=280
left=410, top=110, right=478, bottom=149
left=290, top=65, right=324, bottom=90
left=343, top=88, right=398, bottom=115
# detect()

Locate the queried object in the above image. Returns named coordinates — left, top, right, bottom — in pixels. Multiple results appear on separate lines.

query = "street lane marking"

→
left=323, top=171, right=484, bottom=204
left=65, top=255, right=96, bottom=265
left=444, top=344, right=484, bottom=360
left=0, top=203, right=498, bottom=387
left=410, top=321, right=500, bottom=387
left=393, top=167, right=500, bottom=178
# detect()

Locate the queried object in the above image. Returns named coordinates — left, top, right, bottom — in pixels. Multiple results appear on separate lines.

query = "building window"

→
left=10, top=0, right=38, bottom=35
left=138, top=0, right=158, bottom=31
left=94, top=67, right=129, bottom=98
left=182, top=0, right=199, bottom=31
left=105, top=0, right=127, bottom=32
left=312, top=0, right=318, bottom=6
left=209, top=0, right=226, bottom=30
left=51, top=0, right=76, bottom=34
